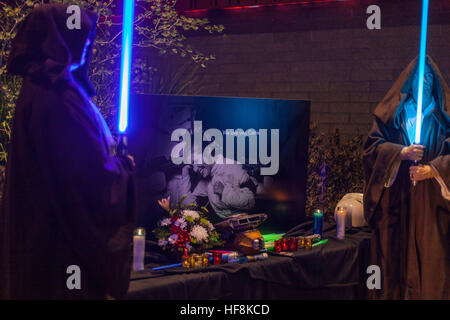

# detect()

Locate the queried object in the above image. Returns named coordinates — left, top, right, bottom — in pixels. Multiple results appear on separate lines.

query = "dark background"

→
left=140, top=0, right=450, bottom=141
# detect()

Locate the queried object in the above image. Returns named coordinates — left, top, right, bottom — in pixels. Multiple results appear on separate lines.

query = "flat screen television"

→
left=128, top=94, right=310, bottom=234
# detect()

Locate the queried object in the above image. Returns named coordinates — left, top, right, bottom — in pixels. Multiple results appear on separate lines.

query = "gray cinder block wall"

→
left=168, top=0, right=450, bottom=141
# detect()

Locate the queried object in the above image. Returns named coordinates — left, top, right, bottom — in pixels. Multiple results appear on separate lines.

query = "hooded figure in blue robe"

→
left=363, top=56, right=449, bottom=299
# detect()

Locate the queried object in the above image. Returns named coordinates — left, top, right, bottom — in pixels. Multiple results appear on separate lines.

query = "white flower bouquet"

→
left=153, top=196, right=223, bottom=256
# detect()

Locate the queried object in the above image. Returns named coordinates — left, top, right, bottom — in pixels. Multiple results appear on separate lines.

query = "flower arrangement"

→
left=153, top=196, right=223, bottom=256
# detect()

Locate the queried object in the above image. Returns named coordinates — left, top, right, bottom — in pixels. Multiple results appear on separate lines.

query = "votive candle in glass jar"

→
left=193, top=254, right=203, bottom=268
left=202, top=253, right=209, bottom=267
left=298, top=237, right=305, bottom=249
left=288, top=238, right=298, bottom=251
left=275, top=240, right=282, bottom=253
left=305, top=238, right=312, bottom=250
left=189, top=254, right=196, bottom=267
left=281, top=238, right=289, bottom=251
left=182, top=255, right=191, bottom=268
left=213, top=252, right=222, bottom=265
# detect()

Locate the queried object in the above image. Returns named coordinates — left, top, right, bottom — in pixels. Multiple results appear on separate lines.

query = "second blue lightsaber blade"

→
left=412, top=0, right=429, bottom=187
left=118, top=0, right=135, bottom=133
left=414, top=0, right=429, bottom=145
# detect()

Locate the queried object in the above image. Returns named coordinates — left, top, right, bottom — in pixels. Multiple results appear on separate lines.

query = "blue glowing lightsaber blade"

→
left=412, top=0, right=429, bottom=187
left=414, top=0, right=429, bottom=145
left=118, top=0, right=135, bottom=133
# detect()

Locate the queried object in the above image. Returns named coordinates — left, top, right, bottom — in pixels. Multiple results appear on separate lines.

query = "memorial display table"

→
left=124, top=222, right=371, bottom=300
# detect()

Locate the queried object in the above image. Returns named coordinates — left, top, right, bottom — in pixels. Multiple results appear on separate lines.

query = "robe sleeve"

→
left=429, top=140, right=450, bottom=200
left=384, top=154, right=402, bottom=188
left=29, top=87, right=137, bottom=298
left=363, top=118, right=404, bottom=227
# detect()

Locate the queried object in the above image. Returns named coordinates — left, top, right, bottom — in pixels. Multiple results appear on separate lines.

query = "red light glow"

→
left=182, top=0, right=350, bottom=13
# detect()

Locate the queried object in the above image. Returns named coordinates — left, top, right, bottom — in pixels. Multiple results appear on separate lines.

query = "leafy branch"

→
left=0, top=0, right=225, bottom=164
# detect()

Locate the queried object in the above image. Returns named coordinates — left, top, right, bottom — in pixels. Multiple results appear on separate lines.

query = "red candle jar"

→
left=288, top=238, right=298, bottom=251
left=281, top=239, right=289, bottom=252
left=275, top=240, right=282, bottom=253
left=213, top=252, right=222, bottom=265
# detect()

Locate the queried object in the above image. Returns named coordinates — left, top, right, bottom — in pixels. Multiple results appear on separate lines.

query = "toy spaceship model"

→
left=214, top=213, right=268, bottom=232
left=214, top=213, right=268, bottom=255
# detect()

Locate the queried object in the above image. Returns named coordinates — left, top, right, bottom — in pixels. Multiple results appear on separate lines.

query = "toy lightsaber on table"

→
left=412, top=0, right=429, bottom=187
left=151, top=252, right=268, bottom=271
left=117, top=0, right=135, bottom=156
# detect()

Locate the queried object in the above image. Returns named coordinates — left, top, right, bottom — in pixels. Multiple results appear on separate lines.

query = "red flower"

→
left=170, top=225, right=181, bottom=234
left=174, top=230, right=190, bottom=248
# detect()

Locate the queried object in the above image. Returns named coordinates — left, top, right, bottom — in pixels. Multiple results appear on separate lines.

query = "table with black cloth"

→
left=124, top=220, right=372, bottom=300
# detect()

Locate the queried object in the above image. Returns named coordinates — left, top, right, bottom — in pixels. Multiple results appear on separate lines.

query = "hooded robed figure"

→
left=0, top=4, right=137, bottom=299
left=363, top=56, right=450, bottom=300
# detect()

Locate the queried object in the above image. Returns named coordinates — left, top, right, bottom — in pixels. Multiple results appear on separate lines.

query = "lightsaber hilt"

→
left=117, top=133, right=128, bottom=157
left=412, top=142, right=420, bottom=187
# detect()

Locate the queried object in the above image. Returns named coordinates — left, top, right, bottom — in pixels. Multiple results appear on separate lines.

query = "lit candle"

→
left=202, top=253, right=210, bottom=267
left=288, top=237, right=298, bottom=251
left=182, top=255, right=191, bottom=268
left=213, top=252, right=222, bottom=265
left=133, top=228, right=146, bottom=271
left=305, top=238, right=312, bottom=250
left=313, top=209, right=324, bottom=237
left=298, top=237, right=305, bottom=249
left=336, top=207, right=347, bottom=240
left=281, top=238, right=289, bottom=252
left=275, top=240, right=282, bottom=253
left=193, top=254, right=203, bottom=268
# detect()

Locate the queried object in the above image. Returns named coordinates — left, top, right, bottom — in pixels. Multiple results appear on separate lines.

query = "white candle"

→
left=133, top=228, right=146, bottom=271
left=336, top=207, right=347, bottom=240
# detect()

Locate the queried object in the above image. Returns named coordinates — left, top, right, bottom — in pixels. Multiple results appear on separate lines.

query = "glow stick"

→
left=312, top=239, right=328, bottom=247
left=152, top=263, right=182, bottom=271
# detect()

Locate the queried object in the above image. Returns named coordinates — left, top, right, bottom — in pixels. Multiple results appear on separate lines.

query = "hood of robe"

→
left=373, top=55, right=450, bottom=128
left=7, top=3, right=97, bottom=96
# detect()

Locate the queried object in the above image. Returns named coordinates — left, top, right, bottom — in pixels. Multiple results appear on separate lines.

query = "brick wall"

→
left=146, top=0, right=450, bottom=140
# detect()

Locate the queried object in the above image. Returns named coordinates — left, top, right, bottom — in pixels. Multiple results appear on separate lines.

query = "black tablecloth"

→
left=123, top=221, right=372, bottom=300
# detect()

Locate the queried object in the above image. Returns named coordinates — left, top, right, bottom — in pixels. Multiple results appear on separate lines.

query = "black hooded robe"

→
left=0, top=4, right=137, bottom=299
left=363, top=56, right=450, bottom=300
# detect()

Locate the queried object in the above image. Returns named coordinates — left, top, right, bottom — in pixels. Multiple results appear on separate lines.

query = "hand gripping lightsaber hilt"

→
left=117, top=133, right=128, bottom=157
left=412, top=142, right=420, bottom=187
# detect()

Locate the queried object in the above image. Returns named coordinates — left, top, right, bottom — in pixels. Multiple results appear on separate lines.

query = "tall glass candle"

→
left=313, top=209, right=323, bottom=237
left=133, top=228, right=146, bottom=271
left=336, top=207, right=347, bottom=240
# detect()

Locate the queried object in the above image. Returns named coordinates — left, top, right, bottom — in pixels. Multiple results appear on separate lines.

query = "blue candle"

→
left=313, top=209, right=323, bottom=237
